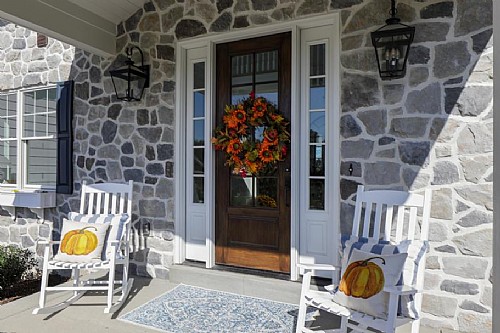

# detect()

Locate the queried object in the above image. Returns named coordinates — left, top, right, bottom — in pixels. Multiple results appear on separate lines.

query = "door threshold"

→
left=182, top=260, right=291, bottom=281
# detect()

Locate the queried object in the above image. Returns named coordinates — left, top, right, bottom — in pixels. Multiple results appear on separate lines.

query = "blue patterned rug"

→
left=120, top=284, right=300, bottom=333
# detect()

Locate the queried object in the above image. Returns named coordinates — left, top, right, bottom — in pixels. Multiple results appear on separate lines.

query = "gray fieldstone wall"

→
left=0, top=19, right=75, bottom=263
left=0, top=0, right=493, bottom=331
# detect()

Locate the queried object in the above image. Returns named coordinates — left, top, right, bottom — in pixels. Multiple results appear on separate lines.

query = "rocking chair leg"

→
left=33, top=245, right=50, bottom=314
left=340, top=316, right=348, bottom=332
left=106, top=266, right=116, bottom=311
left=72, top=268, right=80, bottom=297
left=296, top=271, right=312, bottom=333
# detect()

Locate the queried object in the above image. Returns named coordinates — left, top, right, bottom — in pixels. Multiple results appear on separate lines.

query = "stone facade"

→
left=0, top=0, right=493, bottom=331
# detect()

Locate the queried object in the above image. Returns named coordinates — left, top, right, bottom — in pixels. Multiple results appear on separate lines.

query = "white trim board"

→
left=174, top=13, right=341, bottom=281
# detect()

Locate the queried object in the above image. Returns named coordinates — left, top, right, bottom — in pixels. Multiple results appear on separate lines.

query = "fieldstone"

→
left=458, top=210, right=492, bottom=228
left=85, top=158, right=95, bottom=171
left=330, top=0, right=362, bottom=9
left=89, top=135, right=103, bottom=147
left=426, top=256, right=440, bottom=270
left=144, top=1, right=155, bottom=11
left=96, top=167, right=108, bottom=181
left=163, top=81, right=175, bottom=92
left=340, top=178, right=360, bottom=200
left=344, top=1, right=389, bottom=33
left=442, top=256, right=488, bottom=279
left=89, top=66, right=101, bottom=83
left=430, top=188, right=453, bottom=220
left=121, top=142, right=134, bottom=155
left=456, top=184, right=492, bottom=211
left=472, top=29, right=493, bottom=54
left=162, top=6, right=184, bottom=33
left=340, top=115, right=361, bottom=138
left=441, top=280, right=479, bottom=295
left=420, top=2, right=453, bottom=19
left=249, top=14, right=271, bottom=25
left=91, top=87, right=103, bottom=98
left=251, top=0, right=276, bottom=11
left=341, top=139, right=374, bottom=159
left=297, top=0, right=328, bottom=15
left=340, top=49, right=377, bottom=72
left=101, top=120, right=117, bottom=144
left=28, top=61, right=48, bottom=72
left=421, top=294, right=457, bottom=318
left=460, top=301, right=489, bottom=314
left=97, top=145, right=120, bottom=159
left=358, top=109, right=386, bottom=135
left=445, top=86, right=492, bottom=116
left=398, top=141, right=430, bottom=166
left=156, top=178, right=174, bottom=199
left=402, top=168, right=430, bottom=190
left=458, top=123, right=493, bottom=155
left=233, top=16, right=250, bottom=28
left=364, top=162, right=400, bottom=185
left=455, top=201, right=470, bottom=214
left=460, top=155, right=492, bottom=184
left=409, top=67, right=428, bottom=87
left=121, top=156, right=134, bottom=168
left=424, top=272, right=441, bottom=290
left=75, top=128, right=89, bottom=140
left=390, top=117, right=428, bottom=138
left=340, top=203, right=355, bottom=235
left=210, top=12, right=232, bottom=32
left=0, top=228, right=8, bottom=242
left=340, top=161, right=361, bottom=177
left=125, top=8, right=143, bottom=31
left=435, top=245, right=456, bottom=254
left=124, top=169, right=144, bottom=183
left=413, top=22, right=450, bottom=43
left=428, top=221, right=448, bottom=242
left=157, top=144, right=174, bottom=160
left=457, top=312, right=492, bottom=333
left=21, top=235, right=34, bottom=248
left=405, top=83, right=441, bottom=114
left=481, top=286, right=492, bottom=308
left=165, top=162, right=174, bottom=178
left=156, top=45, right=174, bottom=61
left=341, top=74, right=380, bottom=112
left=139, top=200, right=166, bottom=218
left=382, top=84, right=404, bottom=105
left=146, top=163, right=164, bottom=175
left=139, top=13, right=160, bottom=31
left=430, top=118, right=460, bottom=143
left=378, top=137, right=395, bottom=145
left=0, top=32, right=13, bottom=49
left=432, top=161, right=459, bottom=185
left=137, top=109, right=149, bottom=126
left=138, top=127, right=162, bottom=143
left=455, top=0, right=492, bottom=37
left=22, top=73, right=41, bottom=86
left=341, top=35, right=363, bottom=51
left=175, top=19, right=207, bottom=39
left=453, top=229, right=492, bottom=257
left=434, top=42, right=471, bottom=79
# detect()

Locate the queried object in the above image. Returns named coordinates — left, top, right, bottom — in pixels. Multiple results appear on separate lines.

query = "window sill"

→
left=0, top=190, right=56, bottom=208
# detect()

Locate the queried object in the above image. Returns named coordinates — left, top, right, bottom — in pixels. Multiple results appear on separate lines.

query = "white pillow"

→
left=332, top=248, right=407, bottom=319
left=54, top=219, right=109, bottom=263
left=68, top=212, right=129, bottom=260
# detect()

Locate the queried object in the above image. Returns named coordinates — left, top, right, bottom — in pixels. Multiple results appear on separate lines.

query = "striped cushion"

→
left=338, top=235, right=428, bottom=319
left=67, top=212, right=129, bottom=260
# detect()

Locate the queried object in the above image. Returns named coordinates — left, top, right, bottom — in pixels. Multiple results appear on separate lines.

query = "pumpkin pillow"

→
left=54, top=219, right=110, bottom=263
left=331, top=248, right=407, bottom=319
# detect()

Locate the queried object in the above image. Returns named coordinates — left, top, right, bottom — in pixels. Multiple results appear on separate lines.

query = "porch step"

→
left=168, top=264, right=303, bottom=304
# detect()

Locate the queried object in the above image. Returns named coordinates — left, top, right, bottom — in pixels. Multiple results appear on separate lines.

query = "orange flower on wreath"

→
left=259, top=146, right=275, bottom=163
left=245, top=160, right=259, bottom=174
left=227, top=138, right=243, bottom=155
left=252, top=98, right=267, bottom=119
left=224, top=114, right=239, bottom=129
left=233, top=108, right=246, bottom=124
left=264, top=129, right=279, bottom=145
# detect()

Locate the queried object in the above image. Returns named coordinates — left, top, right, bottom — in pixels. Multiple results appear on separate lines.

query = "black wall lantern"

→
left=109, top=46, right=150, bottom=101
left=371, top=0, right=415, bottom=80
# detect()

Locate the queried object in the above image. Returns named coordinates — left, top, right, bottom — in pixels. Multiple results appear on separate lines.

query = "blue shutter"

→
left=56, top=81, right=74, bottom=194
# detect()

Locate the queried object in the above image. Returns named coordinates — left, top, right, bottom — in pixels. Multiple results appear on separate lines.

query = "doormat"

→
left=120, top=284, right=300, bottom=333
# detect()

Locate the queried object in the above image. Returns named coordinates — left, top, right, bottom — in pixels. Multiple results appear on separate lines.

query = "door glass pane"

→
left=193, top=119, right=204, bottom=146
left=310, top=111, right=325, bottom=143
left=255, top=82, right=278, bottom=106
left=193, top=62, right=205, bottom=89
left=256, top=177, right=278, bottom=208
left=24, top=92, right=34, bottom=115
left=310, top=179, right=325, bottom=210
left=27, top=139, right=57, bottom=186
left=0, top=141, right=16, bottom=184
left=232, top=85, right=252, bottom=104
left=193, top=148, right=204, bottom=174
left=310, top=145, right=325, bottom=176
left=310, top=44, right=325, bottom=76
left=35, top=114, right=46, bottom=136
left=232, top=54, right=253, bottom=85
left=310, top=78, right=325, bottom=110
left=255, top=50, right=278, bottom=83
left=230, top=176, right=253, bottom=206
left=194, top=91, right=205, bottom=118
left=193, top=177, right=204, bottom=203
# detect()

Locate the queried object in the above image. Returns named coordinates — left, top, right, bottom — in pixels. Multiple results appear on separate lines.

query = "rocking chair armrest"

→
left=297, top=263, right=340, bottom=272
left=383, top=285, right=421, bottom=296
left=36, top=240, right=61, bottom=246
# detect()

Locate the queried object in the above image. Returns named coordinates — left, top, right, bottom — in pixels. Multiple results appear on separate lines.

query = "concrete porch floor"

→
left=0, top=265, right=451, bottom=333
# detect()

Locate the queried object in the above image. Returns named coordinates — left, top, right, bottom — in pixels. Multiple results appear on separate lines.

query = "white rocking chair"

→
left=33, top=180, right=134, bottom=314
left=296, top=185, right=431, bottom=333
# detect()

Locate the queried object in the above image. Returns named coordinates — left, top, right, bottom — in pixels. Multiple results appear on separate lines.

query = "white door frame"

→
left=174, top=13, right=341, bottom=280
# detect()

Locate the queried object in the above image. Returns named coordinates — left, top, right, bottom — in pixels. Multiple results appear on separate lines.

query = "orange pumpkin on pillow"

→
left=60, top=226, right=99, bottom=255
left=339, top=257, right=385, bottom=299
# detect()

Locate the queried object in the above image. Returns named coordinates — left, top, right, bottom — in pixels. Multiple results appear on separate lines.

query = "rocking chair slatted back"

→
left=352, top=185, right=431, bottom=243
left=80, top=181, right=133, bottom=216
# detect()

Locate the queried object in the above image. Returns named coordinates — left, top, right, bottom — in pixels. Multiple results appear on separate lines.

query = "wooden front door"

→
left=215, top=33, right=291, bottom=273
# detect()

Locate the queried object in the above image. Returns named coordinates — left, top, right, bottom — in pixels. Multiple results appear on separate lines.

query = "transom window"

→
left=0, top=87, right=57, bottom=188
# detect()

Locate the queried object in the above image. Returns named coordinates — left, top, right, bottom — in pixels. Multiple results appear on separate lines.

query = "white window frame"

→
left=0, top=85, right=57, bottom=191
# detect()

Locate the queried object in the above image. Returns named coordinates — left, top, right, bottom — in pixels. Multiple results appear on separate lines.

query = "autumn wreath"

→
left=211, top=92, right=290, bottom=176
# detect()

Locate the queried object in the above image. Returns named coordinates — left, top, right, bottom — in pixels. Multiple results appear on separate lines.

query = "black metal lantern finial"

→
left=371, top=0, right=415, bottom=80
left=109, top=46, right=150, bottom=101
